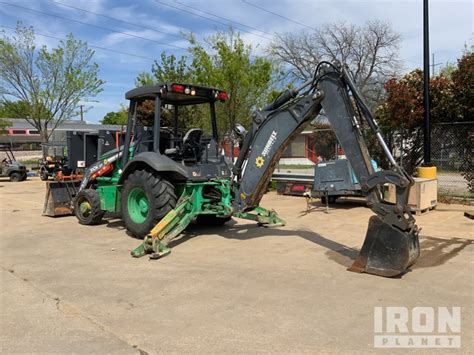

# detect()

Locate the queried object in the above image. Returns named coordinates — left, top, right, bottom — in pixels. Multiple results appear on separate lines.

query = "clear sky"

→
left=1, top=0, right=472, bottom=122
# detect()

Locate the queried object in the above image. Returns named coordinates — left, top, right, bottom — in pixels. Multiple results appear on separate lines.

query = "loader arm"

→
left=232, top=62, right=420, bottom=277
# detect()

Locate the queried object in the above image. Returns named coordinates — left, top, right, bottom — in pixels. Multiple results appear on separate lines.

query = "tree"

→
left=135, top=71, right=155, bottom=87
left=188, top=30, right=278, bottom=136
left=0, top=100, right=34, bottom=118
left=101, top=108, right=128, bottom=125
left=0, top=118, right=8, bottom=135
left=269, top=20, right=401, bottom=107
left=451, top=50, right=474, bottom=191
left=377, top=69, right=456, bottom=128
left=137, top=31, right=279, bottom=136
left=0, top=100, right=31, bottom=134
left=375, top=68, right=459, bottom=173
left=451, top=51, right=473, bottom=122
left=136, top=52, right=193, bottom=86
left=0, top=25, right=104, bottom=145
left=311, top=123, right=337, bottom=161
left=136, top=52, right=198, bottom=130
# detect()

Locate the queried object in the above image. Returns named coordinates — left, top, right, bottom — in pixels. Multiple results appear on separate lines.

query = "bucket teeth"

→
left=348, top=215, right=420, bottom=277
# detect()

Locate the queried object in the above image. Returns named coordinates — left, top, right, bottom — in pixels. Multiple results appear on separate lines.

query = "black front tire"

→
left=40, top=170, right=49, bottom=181
left=121, top=170, right=177, bottom=239
left=74, top=189, right=105, bottom=225
left=10, top=172, right=22, bottom=182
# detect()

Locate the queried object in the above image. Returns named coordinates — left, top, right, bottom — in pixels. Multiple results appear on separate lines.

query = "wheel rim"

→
left=127, top=187, right=149, bottom=224
left=78, top=199, right=92, bottom=218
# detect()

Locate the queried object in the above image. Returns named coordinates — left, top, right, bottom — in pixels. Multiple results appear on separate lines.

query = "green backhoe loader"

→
left=55, top=64, right=421, bottom=277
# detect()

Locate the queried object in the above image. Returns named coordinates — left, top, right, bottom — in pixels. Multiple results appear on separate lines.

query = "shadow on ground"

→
left=414, top=236, right=474, bottom=269
left=103, top=215, right=473, bottom=273
left=174, top=221, right=360, bottom=269
left=301, top=198, right=366, bottom=216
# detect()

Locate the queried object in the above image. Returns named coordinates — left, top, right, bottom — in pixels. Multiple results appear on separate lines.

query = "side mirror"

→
left=232, top=123, right=247, bottom=140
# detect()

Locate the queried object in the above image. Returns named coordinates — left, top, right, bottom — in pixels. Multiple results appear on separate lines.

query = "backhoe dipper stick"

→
left=231, top=62, right=421, bottom=277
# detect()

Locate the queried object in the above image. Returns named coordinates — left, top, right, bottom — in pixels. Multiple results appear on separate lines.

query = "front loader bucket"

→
left=348, top=215, right=420, bottom=277
left=42, top=180, right=81, bottom=217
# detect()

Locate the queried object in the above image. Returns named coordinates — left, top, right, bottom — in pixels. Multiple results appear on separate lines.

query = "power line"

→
left=0, top=2, right=187, bottom=50
left=0, top=24, right=156, bottom=62
left=155, top=0, right=271, bottom=41
left=430, top=53, right=442, bottom=76
left=173, top=0, right=273, bottom=39
left=52, top=1, right=184, bottom=41
left=241, top=0, right=316, bottom=31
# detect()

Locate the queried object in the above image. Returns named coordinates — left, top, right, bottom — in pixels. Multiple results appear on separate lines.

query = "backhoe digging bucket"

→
left=348, top=215, right=420, bottom=277
left=42, top=180, right=81, bottom=217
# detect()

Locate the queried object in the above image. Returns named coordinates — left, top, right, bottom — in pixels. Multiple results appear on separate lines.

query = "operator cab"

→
left=122, top=83, right=231, bottom=181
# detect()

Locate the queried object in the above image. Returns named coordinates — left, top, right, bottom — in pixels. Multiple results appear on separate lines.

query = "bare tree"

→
left=269, top=20, right=401, bottom=106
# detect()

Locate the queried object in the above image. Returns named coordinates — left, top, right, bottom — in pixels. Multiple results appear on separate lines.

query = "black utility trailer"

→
left=312, top=159, right=363, bottom=204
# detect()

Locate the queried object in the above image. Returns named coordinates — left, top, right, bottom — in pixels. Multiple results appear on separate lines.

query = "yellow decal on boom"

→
left=255, top=156, right=265, bottom=168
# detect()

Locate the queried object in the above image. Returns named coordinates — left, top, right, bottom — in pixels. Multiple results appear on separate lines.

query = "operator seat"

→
left=181, top=128, right=203, bottom=162
left=164, top=128, right=203, bottom=162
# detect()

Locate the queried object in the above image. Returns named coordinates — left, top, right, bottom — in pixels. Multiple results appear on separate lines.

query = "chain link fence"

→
left=389, top=122, right=473, bottom=198
left=431, top=122, right=473, bottom=197
left=309, top=122, right=473, bottom=198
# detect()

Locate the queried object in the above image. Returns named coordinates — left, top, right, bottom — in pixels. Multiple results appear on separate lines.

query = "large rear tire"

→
left=121, top=170, right=177, bottom=238
left=74, top=189, right=105, bottom=225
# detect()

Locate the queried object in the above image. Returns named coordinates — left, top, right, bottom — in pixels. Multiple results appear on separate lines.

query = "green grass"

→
left=18, top=158, right=41, bottom=165
left=438, top=193, right=474, bottom=205
left=267, top=180, right=278, bottom=191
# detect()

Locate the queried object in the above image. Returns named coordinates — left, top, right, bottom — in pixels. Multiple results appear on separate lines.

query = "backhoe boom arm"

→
left=232, top=63, right=420, bottom=277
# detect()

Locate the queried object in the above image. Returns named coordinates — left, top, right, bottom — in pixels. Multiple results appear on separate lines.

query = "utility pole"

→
left=79, top=105, right=84, bottom=122
left=423, top=0, right=431, bottom=166
left=418, top=0, right=437, bottom=179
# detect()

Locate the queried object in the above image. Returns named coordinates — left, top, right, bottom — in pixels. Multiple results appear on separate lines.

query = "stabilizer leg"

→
left=131, top=195, right=195, bottom=259
left=235, top=206, right=286, bottom=227
left=131, top=180, right=234, bottom=259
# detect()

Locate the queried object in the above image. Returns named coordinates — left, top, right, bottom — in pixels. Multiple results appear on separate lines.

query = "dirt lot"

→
left=1, top=177, right=473, bottom=353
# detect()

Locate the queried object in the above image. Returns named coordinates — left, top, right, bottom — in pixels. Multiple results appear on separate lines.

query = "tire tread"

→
left=122, top=170, right=177, bottom=238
